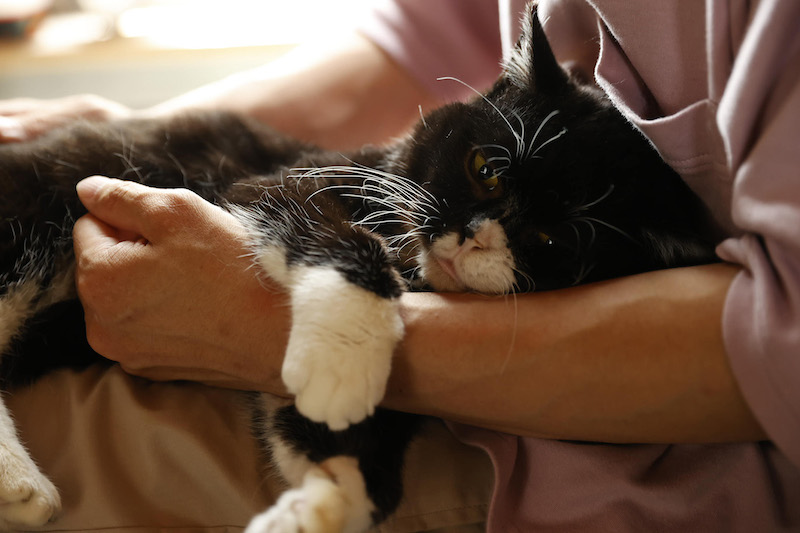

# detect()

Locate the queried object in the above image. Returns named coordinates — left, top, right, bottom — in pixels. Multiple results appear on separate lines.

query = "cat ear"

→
left=504, top=2, right=569, bottom=94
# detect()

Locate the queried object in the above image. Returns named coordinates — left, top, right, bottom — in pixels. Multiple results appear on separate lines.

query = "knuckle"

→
left=97, top=179, right=143, bottom=211
left=74, top=256, right=130, bottom=319
left=148, top=189, right=206, bottom=227
left=71, top=94, right=114, bottom=118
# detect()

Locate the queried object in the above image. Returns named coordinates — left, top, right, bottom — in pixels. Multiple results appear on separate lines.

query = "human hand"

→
left=0, top=95, right=130, bottom=142
left=73, top=176, right=291, bottom=394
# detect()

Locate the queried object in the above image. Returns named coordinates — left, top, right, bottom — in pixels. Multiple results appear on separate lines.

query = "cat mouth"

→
left=416, top=250, right=467, bottom=292
left=434, top=257, right=465, bottom=287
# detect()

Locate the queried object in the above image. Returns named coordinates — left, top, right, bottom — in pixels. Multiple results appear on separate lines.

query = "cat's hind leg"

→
left=0, top=264, right=74, bottom=528
left=249, top=397, right=419, bottom=533
left=0, top=325, right=60, bottom=530
left=0, top=399, right=61, bottom=529
left=245, top=456, right=373, bottom=533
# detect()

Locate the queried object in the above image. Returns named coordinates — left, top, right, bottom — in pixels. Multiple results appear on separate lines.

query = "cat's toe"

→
left=0, top=447, right=61, bottom=529
left=245, top=472, right=345, bottom=533
left=283, top=267, right=404, bottom=431
left=246, top=459, right=372, bottom=533
left=293, top=373, right=373, bottom=431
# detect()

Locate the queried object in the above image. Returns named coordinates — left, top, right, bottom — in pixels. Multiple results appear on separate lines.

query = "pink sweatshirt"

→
left=360, top=0, right=800, bottom=531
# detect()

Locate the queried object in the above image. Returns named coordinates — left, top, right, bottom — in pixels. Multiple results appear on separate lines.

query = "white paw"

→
left=0, top=445, right=61, bottom=529
left=246, top=468, right=345, bottom=533
left=246, top=458, right=373, bottom=533
left=283, top=267, right=403, bottom=431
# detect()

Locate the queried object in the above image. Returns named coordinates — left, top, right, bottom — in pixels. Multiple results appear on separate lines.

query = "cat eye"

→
left=469, top=150, right=500, bottom=191
left=537, top=232, right=554, bottom=246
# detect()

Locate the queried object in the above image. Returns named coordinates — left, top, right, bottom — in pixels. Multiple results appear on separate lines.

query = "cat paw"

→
left=245, top=479, right=343, bottom=533
left=245, top=458, right=372, bottom=533
left=282, top=267, right=404, bottom=431
left=0, top=445, right=61, bottom=529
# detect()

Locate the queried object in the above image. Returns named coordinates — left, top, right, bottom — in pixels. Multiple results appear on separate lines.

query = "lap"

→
left=8, top=366, right=490, bottom=532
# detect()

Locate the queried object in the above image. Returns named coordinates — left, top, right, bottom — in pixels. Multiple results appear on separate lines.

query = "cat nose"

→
left=463, top=217, right=485, bottom=240
left=462, top=218, right=488, bottom=248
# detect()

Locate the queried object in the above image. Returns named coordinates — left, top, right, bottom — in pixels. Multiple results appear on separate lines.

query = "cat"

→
left=0, top=4, right=717, bottom=532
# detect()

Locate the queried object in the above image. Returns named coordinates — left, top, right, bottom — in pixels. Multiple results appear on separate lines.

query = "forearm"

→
left=145, top=32, right=438, bottom=149
left=385, top=263, right=766, bottom=444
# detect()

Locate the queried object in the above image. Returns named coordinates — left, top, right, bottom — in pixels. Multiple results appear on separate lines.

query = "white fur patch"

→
left=420, top=219, right=517, bottom=294
left=282, top=266, right=403, bottom=431
left=245, top=456, right=374, bottom=533
left=254, top=243, right=292, bottom=287
left=226, top=203, right=293, bottom=286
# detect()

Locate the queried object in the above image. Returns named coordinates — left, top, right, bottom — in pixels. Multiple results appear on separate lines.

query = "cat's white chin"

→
left=417, top=252, right=467, bottom=292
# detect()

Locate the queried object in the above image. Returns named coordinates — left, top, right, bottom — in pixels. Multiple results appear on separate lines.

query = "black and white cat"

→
left=0, top=4, right=717, bottom=532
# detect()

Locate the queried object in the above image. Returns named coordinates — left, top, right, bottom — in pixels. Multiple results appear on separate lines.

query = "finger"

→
left=76, top=175, right=186, bottom=239
left=0, top=116, right=26, bottom=142
left=73, top=212, right=147, bottom=259
left=0, top=97, right=40, bottom=116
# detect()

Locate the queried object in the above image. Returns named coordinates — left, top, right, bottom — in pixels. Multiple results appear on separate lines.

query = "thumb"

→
left=76, top=175, right=165, bottom=239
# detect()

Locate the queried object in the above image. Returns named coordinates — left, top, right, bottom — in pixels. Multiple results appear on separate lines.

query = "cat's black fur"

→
left=0, top=4, right=717, bottom=532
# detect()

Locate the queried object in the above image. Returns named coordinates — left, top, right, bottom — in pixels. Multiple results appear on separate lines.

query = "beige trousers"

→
left=7, top=366, right=491, bottom=532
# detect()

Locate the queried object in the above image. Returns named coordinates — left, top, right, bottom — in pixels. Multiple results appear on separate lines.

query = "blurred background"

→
left=0, top=0, right=370, bottom=108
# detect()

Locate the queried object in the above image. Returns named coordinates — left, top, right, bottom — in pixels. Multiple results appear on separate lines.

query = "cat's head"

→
left=389, top=3, right=715, bottom=294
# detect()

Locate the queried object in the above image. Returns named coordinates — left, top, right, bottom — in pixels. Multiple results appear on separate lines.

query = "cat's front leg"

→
left=283, top=265, right=403, bottom=430
left=231, top=199, right=405, bottom=431
left=253, top=241, right=404, bottom=431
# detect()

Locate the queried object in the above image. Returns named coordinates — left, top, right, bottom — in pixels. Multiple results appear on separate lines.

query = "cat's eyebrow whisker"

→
left=525, top=109, right=561, bottom=159
left=528, top=126, right=568, bottom=159
left=437, top=76, right=525, bottom=159
left=486, top=156, right=511, bottom=166
left=418, top=105, right=429, bottom=130
left=492, top=164, right=512, bottom=175
left=478, top=143, right=513, bottom=159
left=511, top=109, right=527, bottom=160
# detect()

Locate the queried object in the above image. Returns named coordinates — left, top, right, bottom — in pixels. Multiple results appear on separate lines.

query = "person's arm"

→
left=146, top=32, right=439, bottom=149
left=0, top=32, right=437, bottom=149
left=387, top=263, right=765, bottom=444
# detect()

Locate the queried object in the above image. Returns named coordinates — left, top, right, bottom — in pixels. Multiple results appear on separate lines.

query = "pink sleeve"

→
left=571, top=0, right=800, bottom=466
left=714, top=0, right=800, bottom=467
left=356, top=0, right=504, bottom=102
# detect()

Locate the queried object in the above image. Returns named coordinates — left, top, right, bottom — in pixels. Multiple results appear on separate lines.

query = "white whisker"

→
left=438, top=76, right=525, bottom=159
left=529, top=127, right=568, bottom=158
left=525, top=109, right=560, bottom=159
